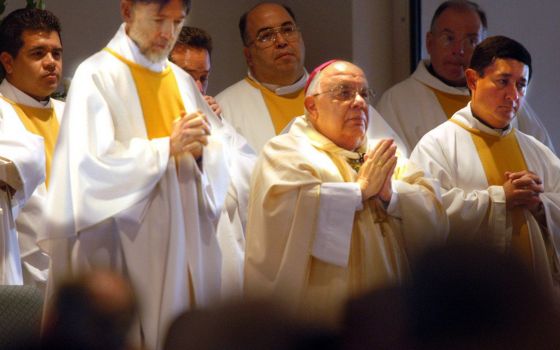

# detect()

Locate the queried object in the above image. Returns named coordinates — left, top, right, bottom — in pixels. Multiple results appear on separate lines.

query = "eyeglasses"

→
left=248, top=23, right=300, bottom=48
left=436, top=33, right=481, bottom=51
left=312, top=85, right=375, bottom=104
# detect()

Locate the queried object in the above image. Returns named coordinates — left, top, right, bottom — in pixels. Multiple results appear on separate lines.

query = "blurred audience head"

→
left=164, top=299, right=338, bottom=350
left=41, top=269, right=138, bottom=350
left=342, top=242, right=560, bottom=350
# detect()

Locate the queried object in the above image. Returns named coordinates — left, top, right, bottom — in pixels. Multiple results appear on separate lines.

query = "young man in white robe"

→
left=170, top=26, right=222, bottom=116
left=216, top=2, right=308, bottom=152
left=376, top=0, right=553, bottom=154
left=0, top=8, right=64, bottom=291
left=0, top=98, right=45, bottom=285
left=245, top=60, right=448, bottom=325
left=411, top=35, right=560, bottom=292
left=40, top=0, right=254, bottom=349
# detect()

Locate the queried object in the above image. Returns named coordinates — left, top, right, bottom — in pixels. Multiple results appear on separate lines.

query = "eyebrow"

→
left=496, top=73, right=527, bottom=82
left=28, top=45, right=63, bottom=51
left=256, top=21, right=294, bottom=35
left=439, top=28, right=480, bottom=36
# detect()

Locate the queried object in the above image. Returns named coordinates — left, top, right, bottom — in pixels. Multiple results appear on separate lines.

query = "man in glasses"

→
left=376, top=0, right=553, bottom=154
left=244, top=60, right=447, bottom=325
left=216, top=2, right=307, bottom=152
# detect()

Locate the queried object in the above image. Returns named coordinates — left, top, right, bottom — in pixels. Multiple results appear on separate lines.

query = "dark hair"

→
left=238, top=2, right=297, bottom=46
left=131, top=0, right=191, bottom=13
left=469, top=35, right=532, bottom=81
left=0, top=8, right=62, bottom=58
left=430, top=0, right=487, bottom=32
left=41, top=271, right=138, bottom=350
left=173, top=26, right=213, bottom=57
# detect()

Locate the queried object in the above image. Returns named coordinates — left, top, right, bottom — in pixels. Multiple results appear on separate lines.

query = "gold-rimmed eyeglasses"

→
left=247, top=23, right=300, bottom=48
left=312, top=85, right=375, bottom=104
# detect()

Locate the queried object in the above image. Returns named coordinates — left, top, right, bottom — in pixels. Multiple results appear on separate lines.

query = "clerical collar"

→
left=1, top=79, right=51, bottom=107
left=427, top=63, right=466, bottom=88
left=470, top=107, right=510, bottom=133
left=247, top=70, right=308, bottom=95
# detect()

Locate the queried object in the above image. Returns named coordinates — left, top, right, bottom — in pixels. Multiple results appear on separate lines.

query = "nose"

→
left=274, top=31, right=288, bottom=47
left=352, top=92, right=368, bottom=109
left=451, top=40, right=466, bottom=55
left=505, top=83, right=520, bottom=102
left=160, top=21, right=174, bottom=40
left=43, top=53, right=57, bottom=70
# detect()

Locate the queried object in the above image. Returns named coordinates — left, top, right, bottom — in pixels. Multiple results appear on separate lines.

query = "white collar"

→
left=412, top=59, right=470, bottom=96
left=0, top=79, right=51, bottom=108
left=248, top=69, right=308, bottom=95
left=453, top=103, right=513, bottom=137
left=107, top=23, right=168, bottom=72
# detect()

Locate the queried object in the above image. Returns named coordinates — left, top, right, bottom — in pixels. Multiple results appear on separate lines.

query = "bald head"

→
left=305, top=61, right=370, bottom=151
left=426, top=2, right=486, bottom=86
left=240, top=2, right=305, bottom=85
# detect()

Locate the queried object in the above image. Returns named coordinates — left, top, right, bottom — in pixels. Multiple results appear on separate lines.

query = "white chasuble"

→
left=245, top=116, right=447, bottom=324
left=411, top=104, right=560, bottom=291
left=40, top=24, right=254, bottom=350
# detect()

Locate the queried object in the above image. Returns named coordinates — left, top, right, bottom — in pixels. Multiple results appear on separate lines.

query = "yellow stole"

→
left=302, top=122, right=406, bottom=295
left=1, top=96, right=59, bottom=187
left=426, top=85, right=471, bottom=119
left=104, top=48, right=185, bottom=139
left=451, top=119, right=532, bottom=266
left=245, top=77, right=305, bottom=134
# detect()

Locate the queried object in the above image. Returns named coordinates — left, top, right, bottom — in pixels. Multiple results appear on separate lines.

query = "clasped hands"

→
left=503, top=170, right=544, bottom=216
left=356, top=139, right=397, bottom=203
left=170, top=110, right=210, bottom=160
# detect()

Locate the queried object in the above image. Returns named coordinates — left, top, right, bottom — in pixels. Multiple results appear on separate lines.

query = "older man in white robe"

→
left=245, top=60, right=448, bottom=325
left=377, top=0, right=553, bottom=154
left=216, top=2, right=308, bottom=152
left=411, top=36, right=560, bottom=292
left=40, top=1, right=254, bottom=349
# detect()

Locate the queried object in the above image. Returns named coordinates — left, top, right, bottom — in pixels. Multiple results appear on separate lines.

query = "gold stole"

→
left=451, top=119, right=532, bottom=266
left=245, top=77, right=305, bottom=134
left=105, top=48, right=199, bottom=305
left=302, top=124, right=403, bottom=296
left=104, top=48, right=185, bottom=139
left=426, top=85, right=471, bottom=119
left=1, top=96, right=59, bottom=187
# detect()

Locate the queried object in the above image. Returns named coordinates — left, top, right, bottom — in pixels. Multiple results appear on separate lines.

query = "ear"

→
left=121, top=0, right=133, bottom=22
left=0, top=52, right=14, bottom=76
left=243, top=46, right=252, bottom=67
left=426, top=31, right=434, bottom=57
left=304, top=95, right=318, bottom=121
left=465, top=68, right=479, bottom=93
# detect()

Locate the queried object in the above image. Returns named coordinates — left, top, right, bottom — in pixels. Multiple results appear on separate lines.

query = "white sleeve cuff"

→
left=312, top=182, right=362, bottom=267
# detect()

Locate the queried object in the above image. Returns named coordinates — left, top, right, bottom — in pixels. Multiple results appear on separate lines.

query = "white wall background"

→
left=421, top=0, right=560, bottom=151
left=2, top=0, right=556, bottom=150
left=2, top=0, right=409, bottom=103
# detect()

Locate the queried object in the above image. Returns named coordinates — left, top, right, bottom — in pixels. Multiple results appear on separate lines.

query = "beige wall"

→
left=2, top=0, right=406, bottom=99
left=4, top=0, right=557, bottom=153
